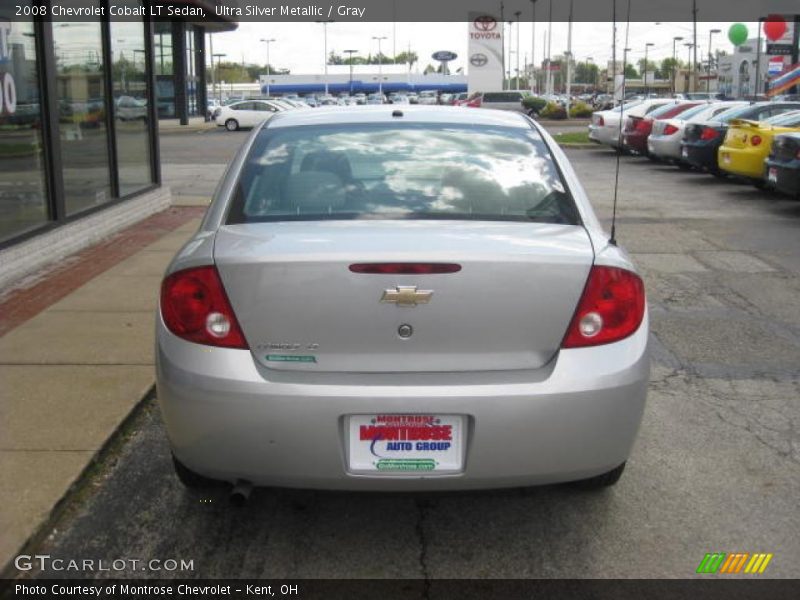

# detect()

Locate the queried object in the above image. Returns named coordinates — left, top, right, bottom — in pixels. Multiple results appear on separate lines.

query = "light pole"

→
left=706, top=28, right=720, bottom=93
left=644, top=42, right=654, bottom=97
left=260, top=38, right=275, bottom=97
left=530, top=0, right=537, bottom=93
left=317, top=20, right=333, bottom=96
left=212, top=53, right=226, bottom=103
left=546, top=0, right=553, bottom=95
left=672, top=36, right=683, bottom=95
left=514, top=10, right=521, bottom=89
left=344, top=49, right=358, bottom=95
left=684, top=42, right=694, bottom=94
left=373, top=36, right=387, bottom=96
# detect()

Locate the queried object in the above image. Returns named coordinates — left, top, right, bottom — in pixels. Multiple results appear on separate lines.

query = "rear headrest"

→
left=300, top=151, right=353, bottom=181
left=285, top=171, right=346, bottom=213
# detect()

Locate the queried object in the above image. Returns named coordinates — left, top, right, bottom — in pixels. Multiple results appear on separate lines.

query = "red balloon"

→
left=763, top=15, right=787, bottom=42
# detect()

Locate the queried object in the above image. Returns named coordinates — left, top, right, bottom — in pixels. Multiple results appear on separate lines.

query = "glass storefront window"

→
left=53, top=14, right=112, bottom=216
left=111, top=3, right=153, bottom=196
left=155, top=22, right=175, bottom=118
left=0, top=8, right=48, bottom=242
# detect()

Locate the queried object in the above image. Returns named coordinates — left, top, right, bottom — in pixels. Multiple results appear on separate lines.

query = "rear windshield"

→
left=715, top=104, right=765, bottom=123
left=765, top=110, right=800, bottom=126
left=677, top=103, right=713, bottom=120
left=227, top=123, right=579, bottom=225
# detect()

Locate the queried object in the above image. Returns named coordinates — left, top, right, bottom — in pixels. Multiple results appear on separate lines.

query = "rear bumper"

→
left=647, top=135, right=682, bottom=160
left=765, top=160, right=800, bottom=196
left=156, top=313, right=650, bottom=491
left=588, top=125, right=621, bottom=147
left=718, top=146, right=765, bottom=179
left=622, top=132, right=648, bottom=154
left=681, top=142, right=720, bottom=170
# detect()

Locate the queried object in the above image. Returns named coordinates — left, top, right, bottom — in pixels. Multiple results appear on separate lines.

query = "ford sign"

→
left=432, top=51, right=458, bottom=62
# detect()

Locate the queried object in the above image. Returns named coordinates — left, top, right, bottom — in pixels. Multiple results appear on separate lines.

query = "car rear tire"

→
left=676, top=161, right=692, bottom=170
left=172, top=455, right=224, bottom=489
left=225, top=119, right=239, bottom=132
left=569, top=462, right=626, bottom=489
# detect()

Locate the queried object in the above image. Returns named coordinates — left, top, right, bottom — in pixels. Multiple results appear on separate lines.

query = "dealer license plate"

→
left=768, top=167, right=778, bottom=183
left=347, top=414, right=465, bottom=473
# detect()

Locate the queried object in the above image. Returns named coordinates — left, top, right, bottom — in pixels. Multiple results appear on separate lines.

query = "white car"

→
left=417, top=90, right=439, bottom=105
left=589, top=99, right=674, bottom=149
left=215, top=100, right=286, bottom=131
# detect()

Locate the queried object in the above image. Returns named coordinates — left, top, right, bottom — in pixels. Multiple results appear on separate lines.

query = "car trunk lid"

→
left=214, top=221, right=594, bottom=373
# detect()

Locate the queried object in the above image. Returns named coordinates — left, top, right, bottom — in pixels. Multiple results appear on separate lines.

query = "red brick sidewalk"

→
left=0, top=206, right=205, bottom=338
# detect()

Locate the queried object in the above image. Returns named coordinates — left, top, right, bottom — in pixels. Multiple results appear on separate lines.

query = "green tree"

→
left=394, top=51, right=418, bottom=67
left=574, top=62, right=599, bottom=84
left=623, top=63, right=639, bottom=79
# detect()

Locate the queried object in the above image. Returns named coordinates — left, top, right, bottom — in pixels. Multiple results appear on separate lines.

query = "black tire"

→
left=172, top=455, right=224, bottom=489
left=225, top=119, right=239, bottom=132
left=676, top=161, right=692, bottom=170
left=753, top=179, right=768, bottom=190
left=710, top=168, right=727, bottom=179
left=569, top=462, right=626, bottom=489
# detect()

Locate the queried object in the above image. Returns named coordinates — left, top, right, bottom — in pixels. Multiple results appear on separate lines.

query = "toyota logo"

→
left=470, top=53, right=488, bottom=67
left=473, top=15, right=497, bottom=32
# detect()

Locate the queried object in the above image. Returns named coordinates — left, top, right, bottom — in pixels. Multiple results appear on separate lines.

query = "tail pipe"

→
left=229, top=480, right=253, bottom=506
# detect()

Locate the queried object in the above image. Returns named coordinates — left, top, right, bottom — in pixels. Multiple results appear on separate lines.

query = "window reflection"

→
left=111, top=4, right=153, bottom=196
left=54, top=15, right=112, bottom=215
left=0, top=10, right=48, bottom=242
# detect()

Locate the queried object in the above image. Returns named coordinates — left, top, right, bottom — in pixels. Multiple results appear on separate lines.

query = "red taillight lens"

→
left=596, top=115, right=605, bottom=126
left=160, top=266, right=248, bottom=349
left=750, top=135, right=762, bottom=146
left=700, top=127, right=719, bottom=141
left=663, top=124, right=679, bottom=135
left=349, top=263, right=461, bottom=274
left=561, top=266, right=646, bottom=348
left=636, top=118, right=651, bottom=132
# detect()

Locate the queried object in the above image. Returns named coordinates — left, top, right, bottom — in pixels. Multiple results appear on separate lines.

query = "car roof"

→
left=264, top=105, right=532, bottom=129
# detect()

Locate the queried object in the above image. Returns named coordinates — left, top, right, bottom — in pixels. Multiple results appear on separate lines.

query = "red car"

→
left=622, top=102, right=702, bottom=156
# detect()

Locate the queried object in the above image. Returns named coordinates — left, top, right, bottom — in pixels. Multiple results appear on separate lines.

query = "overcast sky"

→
left=210, top=21, right=759, bottom=74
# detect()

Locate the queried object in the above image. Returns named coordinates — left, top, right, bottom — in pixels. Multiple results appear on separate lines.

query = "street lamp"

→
left=259, top=38, right=275, bottom=97
left=683, top=42, right=694, bottom=94
left=317, top=20, right=334, bottom=96
left=644, top=42, right=654, bottom=97
left=672, top=36, right=683, bottom=95
left=344, top=49, right=358, bottom=95
left=707, top=28, right=721, bottom=93
left=212, top=53, right=226, bottom=103
left=514, top=10, right=521, bottom=90
left=373, top=36, right=387, bottom=96
left=530, top=0, right=538, bottom=93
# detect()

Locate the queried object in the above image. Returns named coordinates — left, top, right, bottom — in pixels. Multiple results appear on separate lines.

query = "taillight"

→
left=596, top=115, right=605, bottom=126
left=700, top=127, right=719, bottom=141
left=663, top=124, right=679, bottom=136
left=561, top=266, right=645, bottom=348
left=796, top=147, right=800, bottom=159
left=750, top=135, right=762, bottom=146
left=160, top=266, right=248, bottom=349
left=636, top=118, right=651, bottom=132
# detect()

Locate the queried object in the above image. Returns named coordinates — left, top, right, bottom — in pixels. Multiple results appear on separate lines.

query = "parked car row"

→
left=589, top=99, right=800, bottom=198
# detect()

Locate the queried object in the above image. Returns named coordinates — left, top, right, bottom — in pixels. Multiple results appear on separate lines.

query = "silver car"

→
left=648, top=101, right=748, bottom=163
left=156, top=106, right=649, bottom=493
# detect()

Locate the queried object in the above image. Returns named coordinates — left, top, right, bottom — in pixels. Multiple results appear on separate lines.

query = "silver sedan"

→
left=648, top=101, right=748, bottom=162
left=156, top=106, right=649, bottom=494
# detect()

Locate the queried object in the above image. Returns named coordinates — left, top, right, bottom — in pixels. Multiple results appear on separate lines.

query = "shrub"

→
left=539, top=101, right=567, bottom=120
left=522, top=96, right=547, bottom=113
left=569, top=101, right=593, bottom=118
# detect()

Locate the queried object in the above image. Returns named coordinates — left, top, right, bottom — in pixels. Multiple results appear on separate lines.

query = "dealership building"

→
left=0, top=3, right=235, bottom=287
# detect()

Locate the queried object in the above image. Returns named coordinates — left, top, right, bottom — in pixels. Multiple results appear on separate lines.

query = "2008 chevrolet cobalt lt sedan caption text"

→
left=156, top=106, right=649, bottom=492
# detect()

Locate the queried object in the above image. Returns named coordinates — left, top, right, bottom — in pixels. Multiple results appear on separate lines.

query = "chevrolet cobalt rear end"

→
left=156, top=106, right=649, bottom=491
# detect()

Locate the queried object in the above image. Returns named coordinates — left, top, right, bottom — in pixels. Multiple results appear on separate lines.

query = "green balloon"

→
left=728, top=23, right=748, bottom=46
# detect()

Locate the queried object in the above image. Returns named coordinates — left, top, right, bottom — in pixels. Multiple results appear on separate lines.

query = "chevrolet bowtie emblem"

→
left=381, top=286, right=433, bottom=307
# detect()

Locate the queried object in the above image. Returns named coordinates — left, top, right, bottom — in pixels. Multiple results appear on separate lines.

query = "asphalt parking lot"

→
left=25, top=129, right=800, bottom=579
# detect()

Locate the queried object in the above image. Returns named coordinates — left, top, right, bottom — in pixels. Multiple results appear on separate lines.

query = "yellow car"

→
left=718, top=110, right=800, bottom=185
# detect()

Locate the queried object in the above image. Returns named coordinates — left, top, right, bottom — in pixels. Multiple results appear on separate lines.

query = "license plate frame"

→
left=346, top=414, right=466, bottom=474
